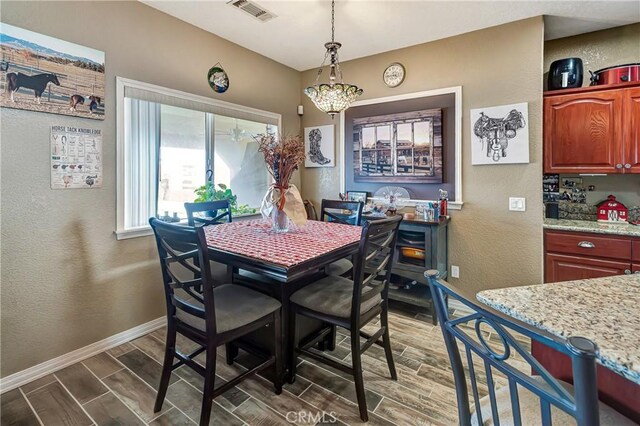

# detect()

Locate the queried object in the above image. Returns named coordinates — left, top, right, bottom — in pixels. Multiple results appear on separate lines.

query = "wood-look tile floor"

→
left=1, top=304, right=530, bottom=425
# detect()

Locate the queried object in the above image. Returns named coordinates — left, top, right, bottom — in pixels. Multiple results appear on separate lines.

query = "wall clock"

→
left=383, top=63, right=406, bottom=88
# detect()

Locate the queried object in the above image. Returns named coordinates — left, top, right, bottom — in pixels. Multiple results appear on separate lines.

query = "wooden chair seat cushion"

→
left=325, top=258, right=353, bottom=277
left=175, top=284, right=281, bottom=333
left=290, top=275, right=380, bottom=318
left=472, top=377, right=635, bottom=426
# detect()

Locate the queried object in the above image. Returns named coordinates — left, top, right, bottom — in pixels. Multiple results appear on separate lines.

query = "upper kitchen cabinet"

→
left=624, top=87, right=640, bottom=173
left=544, top=82, right=640, bottom=174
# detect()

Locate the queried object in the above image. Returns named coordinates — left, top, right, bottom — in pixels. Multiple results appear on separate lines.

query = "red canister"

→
left=439, top=199, right=447, bottom=217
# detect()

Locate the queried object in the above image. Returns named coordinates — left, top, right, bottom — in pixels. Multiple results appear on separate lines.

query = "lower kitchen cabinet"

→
left=545, top=253, right=630, bottom=282
left=544, top=229, right=637, bottom=283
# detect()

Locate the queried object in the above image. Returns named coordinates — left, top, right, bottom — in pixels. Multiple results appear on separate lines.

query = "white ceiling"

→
left=143, top=0, right=640, bottom=71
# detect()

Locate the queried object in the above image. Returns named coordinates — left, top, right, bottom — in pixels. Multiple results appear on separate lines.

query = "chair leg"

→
left=154, top=325, right=176, bottom=413
left=381, top=307, right=397, bottom=380
left=225, top=342, right=238, bottom=365
left=273, top=310, right=283, bottom=395
left=327, top=325, right=337, bottom=351
left=200, top=346, right=217, bottom=426
left=350, top=327, right=369, bottom=422
left=287, top=307, right=298, bottom=384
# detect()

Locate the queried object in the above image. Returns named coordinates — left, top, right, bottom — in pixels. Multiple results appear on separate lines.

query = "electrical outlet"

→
left=509, top=197, right=526, bottom=212
left=451, top=265, right=460, bottom=278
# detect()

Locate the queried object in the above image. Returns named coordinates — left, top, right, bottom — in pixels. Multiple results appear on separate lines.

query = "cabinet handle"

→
left=616, top=163, right=623, bottom=169
left=625, top=163, right=632, bottom=169
left=577, top=241, right=595, bottom=248
left=625, top=269, right=632, bottom=275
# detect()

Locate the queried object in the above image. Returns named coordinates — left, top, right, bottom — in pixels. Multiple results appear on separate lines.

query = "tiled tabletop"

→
left=204, top=219, right=362, bottom=268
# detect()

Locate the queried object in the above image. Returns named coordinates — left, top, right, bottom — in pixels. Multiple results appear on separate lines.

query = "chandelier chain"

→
left=331, top=0, right=335, bottom=43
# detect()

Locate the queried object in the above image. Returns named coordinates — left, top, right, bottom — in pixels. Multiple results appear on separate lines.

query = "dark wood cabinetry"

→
left=545, top=253, right=630, bottom=282
left=624, top=87, right=640, bottom=173
left=633, top=240, right=640, bottom=262
left=544, top=230, right=638, bottom=283
left=544, top=82, right=640, bottom=174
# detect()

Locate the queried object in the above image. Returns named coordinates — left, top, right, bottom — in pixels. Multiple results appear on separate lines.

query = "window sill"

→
left=115, top=213, right=264, bottom=240
left=115, top=226, right=153, bottom=240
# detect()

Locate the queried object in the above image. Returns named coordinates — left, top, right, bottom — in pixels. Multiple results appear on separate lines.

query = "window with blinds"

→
left=116, top=77, right=280, bottom=239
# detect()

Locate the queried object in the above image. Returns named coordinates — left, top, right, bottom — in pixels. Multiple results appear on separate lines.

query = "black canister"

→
left=545, top=202, right=559, bottom=219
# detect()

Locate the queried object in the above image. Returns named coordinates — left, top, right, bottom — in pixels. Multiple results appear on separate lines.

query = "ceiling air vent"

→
left=227, top=0, right=277, bottom=22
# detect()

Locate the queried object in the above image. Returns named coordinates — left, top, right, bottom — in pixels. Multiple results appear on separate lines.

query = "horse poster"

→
left=471, top=102, right=529, bottom=165
left=1, top=22, right=105, bottom=120
left=305, top=125, right=335, bottom=168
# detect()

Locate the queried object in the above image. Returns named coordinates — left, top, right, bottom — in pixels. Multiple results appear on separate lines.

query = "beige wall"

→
left=545, top=24, right=640, bottom=207
left=301, top=17, right=545, bottom=294
left=0, top=1, right=301, bottom=377
left=545, top=23, right=640, bottom=88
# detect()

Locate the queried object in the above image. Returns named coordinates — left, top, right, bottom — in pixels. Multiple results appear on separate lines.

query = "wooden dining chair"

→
left=184, top=200, right=233, bottom=282
left=184, top=200, right=232, bottom=226
left=424, top=271, right=634, bottom=426
left=149, top=218, right=283, bottom=426
left=289, top=215, right=402, bottom=422
left=320, top=199, right=365, bottom=277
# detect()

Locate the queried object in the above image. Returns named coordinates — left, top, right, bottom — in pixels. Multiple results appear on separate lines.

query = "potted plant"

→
left=193, top=182, right=257, bottom=216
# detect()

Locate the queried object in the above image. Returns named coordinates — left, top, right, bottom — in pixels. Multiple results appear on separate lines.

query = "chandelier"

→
left=304, top=0, right=363, bottom=118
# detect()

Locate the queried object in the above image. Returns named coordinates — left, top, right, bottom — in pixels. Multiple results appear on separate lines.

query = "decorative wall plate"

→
left=208, top=63, right=229, bottom=93
left=383, top=62, right=406, bottom=88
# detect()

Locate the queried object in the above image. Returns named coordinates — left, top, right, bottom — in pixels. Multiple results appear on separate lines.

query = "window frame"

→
left=115, top=77, right=281, bottom=240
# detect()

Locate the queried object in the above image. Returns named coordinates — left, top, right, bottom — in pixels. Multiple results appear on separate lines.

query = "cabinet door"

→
left=544, top=253, right=630, bottom=283
left=623, top=88, right=640, bottom=173
left=544, top=91, right=623, bottom=173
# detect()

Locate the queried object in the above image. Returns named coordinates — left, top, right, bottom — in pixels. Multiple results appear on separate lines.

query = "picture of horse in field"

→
left=1, top=22, right=105, bottom=120
left=6, top=72, right=60, bottom=103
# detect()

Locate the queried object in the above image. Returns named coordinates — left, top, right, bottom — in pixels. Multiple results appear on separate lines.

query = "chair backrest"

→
left=303, top=200, right=318, bottom=221
left=350, top=215, right=402, bottom=320
left=320, top=199, right=364, bottom=226
left=150, top=218, right=218, bottom=334
left=184, top=200, right=232, bottom=226
left=425, top=272, right=600, bottom=426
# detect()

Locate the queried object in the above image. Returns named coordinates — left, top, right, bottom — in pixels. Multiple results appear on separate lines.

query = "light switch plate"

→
left=509, top=197, right=526, bottom=212
left=451, top=265, right=460, bottom=278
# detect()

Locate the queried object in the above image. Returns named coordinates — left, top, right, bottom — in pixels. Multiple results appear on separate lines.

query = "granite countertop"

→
left=477, top=275, right=640, bottom=385
left=544, top=218, right=640, bottom=238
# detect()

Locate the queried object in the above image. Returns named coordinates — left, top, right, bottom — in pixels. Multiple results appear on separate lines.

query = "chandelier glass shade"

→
left=304, top=1, right=362, bottom=118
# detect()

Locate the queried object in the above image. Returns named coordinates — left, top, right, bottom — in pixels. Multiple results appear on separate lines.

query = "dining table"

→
left=203, top=218, right=363, bottom=382
left=477, top=274, right=640, bottom=423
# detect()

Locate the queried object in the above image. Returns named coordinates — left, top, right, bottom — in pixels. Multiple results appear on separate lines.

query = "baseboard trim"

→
left=0, top=316, right=166, bottom=394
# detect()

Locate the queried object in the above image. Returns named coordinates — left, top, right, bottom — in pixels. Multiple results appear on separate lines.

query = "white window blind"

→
left=124, top=98, right=160, bottom=229
left=123, top=86, right=279, bottom=126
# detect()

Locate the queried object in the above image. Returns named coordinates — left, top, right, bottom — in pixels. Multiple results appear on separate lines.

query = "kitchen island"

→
left=477, top=274, right=640, bottom=422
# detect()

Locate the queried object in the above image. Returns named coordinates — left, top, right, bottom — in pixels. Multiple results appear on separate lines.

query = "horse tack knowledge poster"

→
left=50, top=125, right=102, bottom=189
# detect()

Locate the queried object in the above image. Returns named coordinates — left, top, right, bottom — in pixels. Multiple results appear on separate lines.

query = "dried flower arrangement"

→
left=257, top=134, right=305, bottom=197
left=257, top=134, right=307, bottom=231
